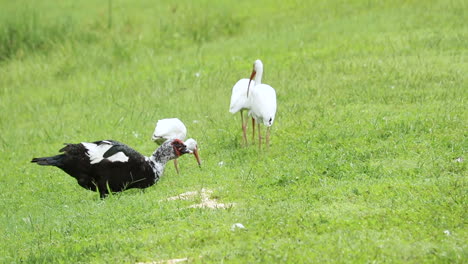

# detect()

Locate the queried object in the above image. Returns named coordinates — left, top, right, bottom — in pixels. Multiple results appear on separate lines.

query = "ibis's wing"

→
left=153, top=118, right=187, bottom=142
left=229, top=78, right=254, bottom=113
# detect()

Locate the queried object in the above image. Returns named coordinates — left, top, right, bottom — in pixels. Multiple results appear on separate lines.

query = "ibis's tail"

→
left=31, top=155, right=63, bottom=166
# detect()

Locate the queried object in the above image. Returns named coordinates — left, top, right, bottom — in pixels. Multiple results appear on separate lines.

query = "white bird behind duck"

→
left=152, top=118, right=201, bottom=173
left=152, top=118, right=187, bottom=145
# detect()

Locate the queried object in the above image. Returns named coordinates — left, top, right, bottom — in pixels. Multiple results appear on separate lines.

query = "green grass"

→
left=0, top=0, right=466, bottom=263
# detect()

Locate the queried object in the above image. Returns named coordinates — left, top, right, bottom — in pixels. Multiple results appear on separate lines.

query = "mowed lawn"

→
left=0, top=0, right=466, bottom=263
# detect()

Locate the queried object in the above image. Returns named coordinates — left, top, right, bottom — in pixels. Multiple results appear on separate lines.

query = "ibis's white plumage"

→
left=248, top=84, right=277, bottom=126
left=230, top=71, right=258, bottom=145
left=152, top=118, right=187, bottom=144
left=229, top=79, right=255, bottom=114
left=246, top=59, right=277, bottom=149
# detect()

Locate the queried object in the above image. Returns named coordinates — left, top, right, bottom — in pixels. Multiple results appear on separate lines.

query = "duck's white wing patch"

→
left=82, top=143, right=107, bottom=164
left=106, top=152, right=129, bottom=163
left=82, top=142, right=111, bottom=164
left=82, top=141, right=130, bottom=164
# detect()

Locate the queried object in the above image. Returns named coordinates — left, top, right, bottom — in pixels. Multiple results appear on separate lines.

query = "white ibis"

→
left=229, top=74, right=255, bottom=145
left=152, top=118, right=201, bottom=173
left=247, top=59, right=277, bottom=149
left=31, top=139, right=194, bottom=198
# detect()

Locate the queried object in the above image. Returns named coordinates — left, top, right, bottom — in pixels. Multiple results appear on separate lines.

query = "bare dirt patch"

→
left=166, top=188, right=235, bottom=209
left=136, top=257, right=189, bottom=264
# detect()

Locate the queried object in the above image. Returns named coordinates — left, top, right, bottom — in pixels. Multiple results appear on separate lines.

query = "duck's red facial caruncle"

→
left=171, top=139, right=190, bottom=157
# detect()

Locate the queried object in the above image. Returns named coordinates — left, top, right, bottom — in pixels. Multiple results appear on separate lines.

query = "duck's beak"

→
left=247, top=70, right=256, bottom=98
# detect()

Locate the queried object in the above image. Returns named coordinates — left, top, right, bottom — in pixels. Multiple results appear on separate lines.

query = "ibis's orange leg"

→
left=266, top=126, right=271, bottom=150
left=173, top=159, right=180, bottom=174
left=258, top=123, right=262, bottom=150
left=252, top=118, right=256, bottom=143
left=241, top=111, right=247, bottom=146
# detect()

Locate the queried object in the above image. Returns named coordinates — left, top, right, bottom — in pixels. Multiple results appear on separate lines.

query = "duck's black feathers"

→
left=31, top=139, right=187, bottom=198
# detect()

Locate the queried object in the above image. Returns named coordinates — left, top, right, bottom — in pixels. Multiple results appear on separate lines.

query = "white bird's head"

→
left=184, top=138, right=201, bottom=167
left=247, top=59, right=264, bottom=97
left=253, top=59, right=263, bottom=72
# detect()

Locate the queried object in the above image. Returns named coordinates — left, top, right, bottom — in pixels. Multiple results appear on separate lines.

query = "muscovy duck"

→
left=31, top=139, right=194, bottom=198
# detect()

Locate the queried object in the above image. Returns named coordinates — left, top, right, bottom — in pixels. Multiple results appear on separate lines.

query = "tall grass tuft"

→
left=0, top=9, right=95, bottom=61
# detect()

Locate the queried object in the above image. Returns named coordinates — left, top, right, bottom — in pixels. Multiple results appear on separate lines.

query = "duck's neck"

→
left=151, top=147, right=173, bottom=165
left=147, top=148, right=171, bottom=176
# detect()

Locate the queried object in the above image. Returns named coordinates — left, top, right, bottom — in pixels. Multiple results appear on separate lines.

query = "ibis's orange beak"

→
left=192, top=147, right=201, bottom=167
left=247, top=70, right=256, bottom=98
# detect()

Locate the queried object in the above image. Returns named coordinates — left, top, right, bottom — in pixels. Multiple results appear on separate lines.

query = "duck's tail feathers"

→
left=31, top=155, right=63, bottom=166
